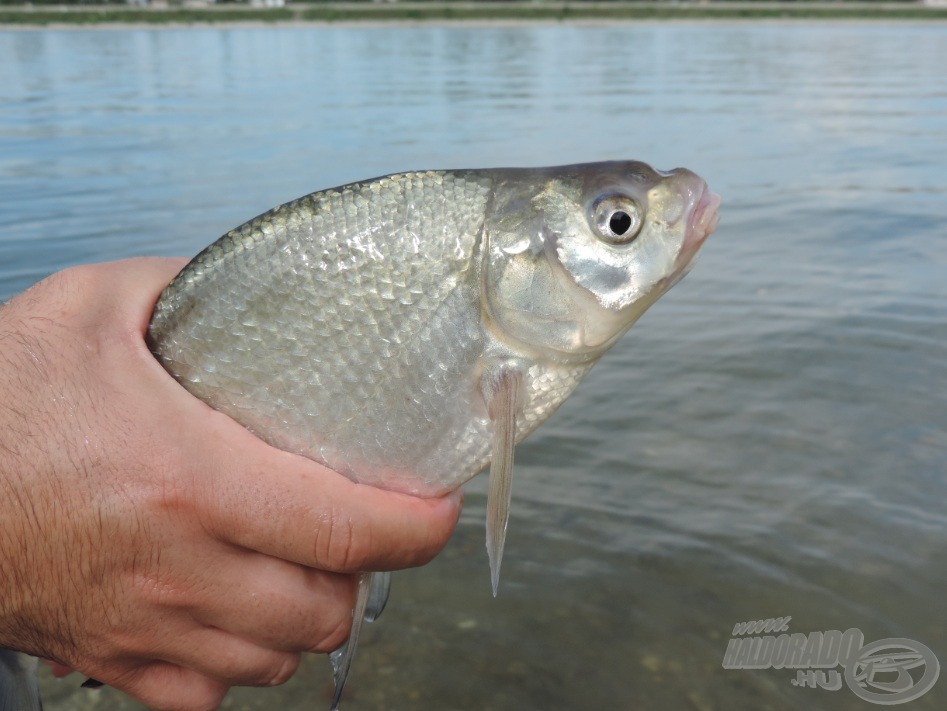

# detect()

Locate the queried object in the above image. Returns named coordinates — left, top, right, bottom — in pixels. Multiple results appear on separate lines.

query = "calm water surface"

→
left=2, top=20, right=946, bottom=711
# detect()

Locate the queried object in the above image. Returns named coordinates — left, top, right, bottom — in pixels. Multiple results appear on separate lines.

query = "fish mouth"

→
left=687, top=183, right=722, bottom=246
left=677, top=181, right=720, bottom=265
left=668, top=180, right=720, bottom=278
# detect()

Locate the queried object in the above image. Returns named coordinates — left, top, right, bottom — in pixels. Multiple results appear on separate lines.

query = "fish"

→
left=0, top=649, right=41, bottom=711
left=144, top=161, right=720, bottom=709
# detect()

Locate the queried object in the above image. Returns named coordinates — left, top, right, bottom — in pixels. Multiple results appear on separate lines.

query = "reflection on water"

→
left=2, top=21, right=946, bottom=711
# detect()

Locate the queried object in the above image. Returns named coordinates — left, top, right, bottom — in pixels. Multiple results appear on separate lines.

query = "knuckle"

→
left=300, top=571, right=356, bottom=654
left=314, top=509, right=371, bottom=571
left=312, top=611, right=352, bottom=654
left=207, top=646, right=297, bottom=688
left=114, top=665, right=228, bottom=711
left=262, top=653, right=300, bottom=687
left=205, top=645, right=247, bottom=682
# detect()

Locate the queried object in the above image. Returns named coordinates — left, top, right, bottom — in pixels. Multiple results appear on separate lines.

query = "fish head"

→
left=482, top=161, right=720, bottom=362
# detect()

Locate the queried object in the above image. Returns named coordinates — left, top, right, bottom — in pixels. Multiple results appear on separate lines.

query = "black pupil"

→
left=609, top=210, right=632, bottom=235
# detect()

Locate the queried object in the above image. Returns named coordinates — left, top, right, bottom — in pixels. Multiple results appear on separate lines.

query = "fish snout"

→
left=667, top=166, right=719, bottom=245
left=665, top=169, right=720, bottom=271
left=661, top=168, right=721, bottom=242
left=688, top=184, right=722, bottom=246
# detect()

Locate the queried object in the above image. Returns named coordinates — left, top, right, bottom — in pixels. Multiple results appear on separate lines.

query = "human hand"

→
left=0, top=258, right=461, bottom=711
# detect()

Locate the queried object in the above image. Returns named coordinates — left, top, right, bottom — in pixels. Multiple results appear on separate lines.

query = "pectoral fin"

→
left=328, top=571, right=374, bottom=711
left=481, top=363, right=525, bottom=597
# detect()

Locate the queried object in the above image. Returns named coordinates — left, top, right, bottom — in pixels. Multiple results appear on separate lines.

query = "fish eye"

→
left=591, top=195, right=643, bottom=245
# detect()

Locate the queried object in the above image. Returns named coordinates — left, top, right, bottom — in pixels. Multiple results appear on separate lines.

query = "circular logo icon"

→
left=844, top=638, right=940, bottom=705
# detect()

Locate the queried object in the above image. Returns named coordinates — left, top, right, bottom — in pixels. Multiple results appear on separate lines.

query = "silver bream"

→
left=147, top=161, right=721, bottom=708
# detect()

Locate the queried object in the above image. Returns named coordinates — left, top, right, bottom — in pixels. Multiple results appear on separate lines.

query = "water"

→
left=2, top=20, right=946, bottom=711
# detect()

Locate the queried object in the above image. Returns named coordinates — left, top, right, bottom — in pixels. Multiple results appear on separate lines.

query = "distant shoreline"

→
left=2, top=1, right=946, bottom=28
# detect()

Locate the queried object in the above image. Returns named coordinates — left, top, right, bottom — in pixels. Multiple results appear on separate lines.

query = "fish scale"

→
left=154, top=171, right=493, bottom=494
left=146, top=161, right=720, bottom=709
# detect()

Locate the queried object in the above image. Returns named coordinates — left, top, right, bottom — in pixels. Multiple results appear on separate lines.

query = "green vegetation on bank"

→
left=1, top=1, right=946, bottom=26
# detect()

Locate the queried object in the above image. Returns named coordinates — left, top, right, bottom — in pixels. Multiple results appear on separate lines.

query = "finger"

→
left=103, top=256, right=189, bottom=320
left=112, top=661, right=231, bottom=711
left=48, top=257, right=188, bottom=329
left=191, top=435, right=463, bottom=573
left=166, top=629, right=301, bottom=688
left=187, top=550, right=357, bottom=653
left=41, top=659, right=74, bottom=678
left=115, top=625, right=301, bottom=691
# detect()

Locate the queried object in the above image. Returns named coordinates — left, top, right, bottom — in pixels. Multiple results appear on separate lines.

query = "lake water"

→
left=2, top=19, right=946, bottom=711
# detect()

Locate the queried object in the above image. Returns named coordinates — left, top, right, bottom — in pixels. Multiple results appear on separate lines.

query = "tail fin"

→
left=0, top=649, right=43, bottom=711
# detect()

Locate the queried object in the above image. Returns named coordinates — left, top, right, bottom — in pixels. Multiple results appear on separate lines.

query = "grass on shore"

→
left=2, top=2, right=946, bottom=26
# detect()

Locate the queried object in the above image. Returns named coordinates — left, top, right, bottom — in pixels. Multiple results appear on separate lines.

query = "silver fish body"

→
left=146, top=161, right=720, bottom=708
left=148, top=162, right=717, bottom=495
